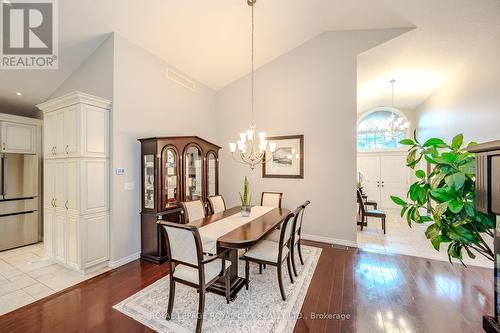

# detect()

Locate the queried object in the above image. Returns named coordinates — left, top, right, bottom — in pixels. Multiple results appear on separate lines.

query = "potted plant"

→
left=391, top=131, right=495, bottom=264
left=239, top=176, right=252, bottom=217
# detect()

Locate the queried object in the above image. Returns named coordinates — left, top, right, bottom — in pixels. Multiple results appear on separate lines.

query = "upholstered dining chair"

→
left=241, top=208, right=300, bottom=301
left=181, top=200, right=206, bottom=223
left=261, top=191, right=283, bottom=208
left=357, top=190, right=386, bottom=234
left=160, top=221, right=231, bottom=333
left=265, top=201, right=310, bottom=277
left=208, top=195, right=226, bottom=214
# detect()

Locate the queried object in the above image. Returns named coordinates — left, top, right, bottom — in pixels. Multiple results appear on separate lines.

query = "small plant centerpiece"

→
left=391, top=131, right=495, bottom=264
left=240, top=176, right=252, bottom=217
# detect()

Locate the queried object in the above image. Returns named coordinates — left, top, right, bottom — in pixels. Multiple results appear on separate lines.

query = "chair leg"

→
left=297, top=240, right=304, bottom=266
left=225, top=270, right=230, bottom=304
left=259, top=263, right=262, bottom=274
left=291, top=243, right=298, bottom=277
left=360, top=216, right=364, bottom=231
left=245, top=260, right=250, bottom=290
left=286, top=255, right=294, bottom=284
left=195, top=287, right=206, bottom=333
left=277, top=263, right=286, bottom=301
left=382, top=217, right=386, bottom=234
left=166, top=278, right=175, bottom=320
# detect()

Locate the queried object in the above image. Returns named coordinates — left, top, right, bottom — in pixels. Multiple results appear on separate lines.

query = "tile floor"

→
left=0, top=243, right=109, bottom=315
left=357, top=209, right=494, bottom=268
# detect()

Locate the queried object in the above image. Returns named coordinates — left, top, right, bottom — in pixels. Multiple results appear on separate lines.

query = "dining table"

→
left=186, top=205, right=290, bottom=300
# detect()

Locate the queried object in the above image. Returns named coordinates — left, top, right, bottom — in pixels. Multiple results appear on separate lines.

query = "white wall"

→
left=216, top=29, right=408, bottom=245
left=50, top=34, right=114, bottom=100
left=416, top=33, right=500, bottom=143
left=110, top=34, right=218, bottom=262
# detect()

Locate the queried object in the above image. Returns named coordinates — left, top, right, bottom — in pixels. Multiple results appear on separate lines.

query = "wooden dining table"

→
left=187, top=206, right=291, bottom=300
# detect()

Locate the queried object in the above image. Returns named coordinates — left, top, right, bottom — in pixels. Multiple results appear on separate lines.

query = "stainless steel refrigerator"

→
left=0, top=153, right=39, bottom=251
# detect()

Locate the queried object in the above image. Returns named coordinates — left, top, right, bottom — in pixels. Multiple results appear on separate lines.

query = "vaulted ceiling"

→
left=1, top=0, right=500, bottom=117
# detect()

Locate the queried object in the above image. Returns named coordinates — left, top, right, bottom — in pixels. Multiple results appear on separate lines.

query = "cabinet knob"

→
left=65, top=200, right=69, bottom=210
left=65, top=145, right=69, bottom=154
left=53, top=198, right=57, bottom=207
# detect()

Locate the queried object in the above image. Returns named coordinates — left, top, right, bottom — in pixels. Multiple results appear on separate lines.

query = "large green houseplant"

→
left=391, top=131, right=495, bottom=264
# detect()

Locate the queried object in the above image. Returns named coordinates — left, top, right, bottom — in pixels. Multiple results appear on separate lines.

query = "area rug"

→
left=113, top=245, right=322, bottom=333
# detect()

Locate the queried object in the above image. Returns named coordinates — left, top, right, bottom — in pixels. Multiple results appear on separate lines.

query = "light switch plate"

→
left=124, top=182, right=135, bottom=190
left=116, top=168, right=125, bottom=175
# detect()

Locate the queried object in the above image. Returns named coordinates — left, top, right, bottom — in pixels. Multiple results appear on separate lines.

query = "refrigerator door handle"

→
left=0, top=156, right=4, bottom=197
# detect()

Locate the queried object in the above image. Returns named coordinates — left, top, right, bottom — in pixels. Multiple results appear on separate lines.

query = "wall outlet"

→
left=124, top=182, right=135, bottom=190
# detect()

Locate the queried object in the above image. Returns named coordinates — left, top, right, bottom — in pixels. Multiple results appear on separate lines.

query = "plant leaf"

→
left=391, top=196, right=407, bottom=206
left=400, top=139, right=414, bottom=146
left=415, top=170, right=426, bottom=179
left=423, top=138, right=445, bottom=147
left=448, top=200, right=464, bottom=214
left=451, top=134, right=464, bottom=150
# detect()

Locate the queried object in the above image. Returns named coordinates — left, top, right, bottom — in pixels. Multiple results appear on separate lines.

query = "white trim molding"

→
left=302, top=234, right=358, bottom=248
left=108, top=251, right=141, bottom=269
left=37, top=91, right=112, bottom=112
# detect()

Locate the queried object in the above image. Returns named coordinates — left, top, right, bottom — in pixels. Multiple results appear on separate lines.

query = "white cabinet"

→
left=357, top=153, right=409, bottom=209
left=40, top=96, right=109, bottom=159
left=0, top=121, right=36, bottom=154
left=38, top=92, right=111, bottom=273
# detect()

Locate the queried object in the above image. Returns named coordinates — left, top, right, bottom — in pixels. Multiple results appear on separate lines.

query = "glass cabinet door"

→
left=143, top=155, right=155, bottom=209
left=163, top=147, right=179, bottom=209
left=207, top=152, right=217, bottom=196
left=184, top=146, right=202, bottom=201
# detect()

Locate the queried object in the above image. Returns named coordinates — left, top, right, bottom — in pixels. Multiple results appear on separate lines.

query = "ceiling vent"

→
left=166, top=69, right=196, bottom=91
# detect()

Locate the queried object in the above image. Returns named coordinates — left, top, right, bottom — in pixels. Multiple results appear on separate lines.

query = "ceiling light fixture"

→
left=15, top=92, right=22, bottom=96
left=228, top=0, right=277, bottom=170
left=384, top=79, right=409, bottom=136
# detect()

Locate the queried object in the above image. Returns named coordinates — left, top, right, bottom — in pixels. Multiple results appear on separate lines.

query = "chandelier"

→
left=228, top=0, right=277, bottom=170
left=384, top=79, right=410, bottom=136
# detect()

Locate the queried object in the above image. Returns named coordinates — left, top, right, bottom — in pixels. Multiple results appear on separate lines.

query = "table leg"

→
left=206, top=249, right=246, bottom=301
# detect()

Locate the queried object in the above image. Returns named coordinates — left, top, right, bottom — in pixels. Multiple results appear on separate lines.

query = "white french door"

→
left=358, top=153, right=409, bottom=209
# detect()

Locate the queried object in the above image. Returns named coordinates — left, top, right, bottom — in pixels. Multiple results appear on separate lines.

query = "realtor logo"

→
left=1, top=0, right=58, bottom=69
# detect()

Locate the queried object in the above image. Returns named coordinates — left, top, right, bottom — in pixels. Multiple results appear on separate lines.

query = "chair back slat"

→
left=295, top=200, right=310, bottom=234
left=279, top=207, right=300, bottom=249
left=208, top=195, right=226, bottom=214
left=261, top=192, right=283, bottom=208
left=182, top=200, right=206, bottom=223
left=356, top=190, right=367, bottom=217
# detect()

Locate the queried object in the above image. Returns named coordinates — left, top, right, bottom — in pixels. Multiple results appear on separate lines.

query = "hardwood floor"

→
left=0, top=240, right=493, bottom=333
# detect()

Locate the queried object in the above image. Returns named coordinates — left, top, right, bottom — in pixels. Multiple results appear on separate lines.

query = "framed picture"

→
left=263, top=135, right=304, bottom=178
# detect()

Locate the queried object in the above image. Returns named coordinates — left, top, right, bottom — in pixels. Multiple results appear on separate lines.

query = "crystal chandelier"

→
left=228, top=0, right=277, bottom=170
left=384, top=79, right=410, bottom=136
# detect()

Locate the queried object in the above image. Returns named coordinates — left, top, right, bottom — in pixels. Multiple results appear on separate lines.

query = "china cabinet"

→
left=468, top=140, right=500, bottom=333
left=138, top=136, right=221, bottom=263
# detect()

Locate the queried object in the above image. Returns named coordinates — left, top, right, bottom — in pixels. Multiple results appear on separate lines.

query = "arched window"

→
left=357, top=108, right=409, bottom=150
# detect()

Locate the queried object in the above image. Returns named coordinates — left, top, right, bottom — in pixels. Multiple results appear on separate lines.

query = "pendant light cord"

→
left=251, top=2, right=255, bottom=127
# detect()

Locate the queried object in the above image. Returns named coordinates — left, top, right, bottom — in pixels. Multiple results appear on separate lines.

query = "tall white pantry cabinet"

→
left=37, top=92, right=111, bottom=273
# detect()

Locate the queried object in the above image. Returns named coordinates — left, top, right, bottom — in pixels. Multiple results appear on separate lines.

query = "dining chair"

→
left=265, top=201, right=310, bottom=277
left=241, top=208, right=300, bottom=301
left=207, top=195, right=226, bottom=214
left=357, top=190, right=386, bottom=234
left=181, top=200, right=206, bottom=223
left=160, top=221, right=231, bottom=333
left=261, top=191, right=283, bottom=208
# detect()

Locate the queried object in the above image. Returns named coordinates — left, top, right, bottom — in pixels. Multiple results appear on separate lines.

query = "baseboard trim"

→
left=108, top=251, right=141, bottom=269
left=302, top=234, right=358, bottom=248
